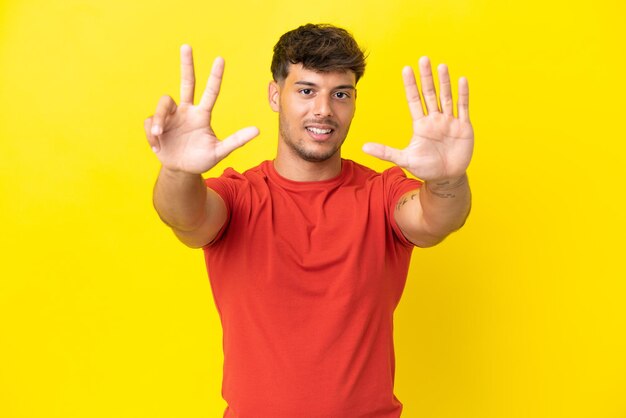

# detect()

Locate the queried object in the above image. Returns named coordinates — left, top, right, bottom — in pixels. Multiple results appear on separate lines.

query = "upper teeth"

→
left=308, top=127, right=332, bottom=134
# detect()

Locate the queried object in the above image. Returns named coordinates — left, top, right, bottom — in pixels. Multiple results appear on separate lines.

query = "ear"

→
left=268, top=81, right=280, bottom=112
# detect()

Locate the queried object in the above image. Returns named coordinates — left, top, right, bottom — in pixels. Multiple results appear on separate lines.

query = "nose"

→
left=313, top=95, right=332, bottom=117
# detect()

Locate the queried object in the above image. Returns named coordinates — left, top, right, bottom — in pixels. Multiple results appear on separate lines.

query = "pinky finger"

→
left=144, top=117, right=161, bottom=152
left=152, top=95, right=177, bottom=136
left=457, top=77, right=470, bottom=122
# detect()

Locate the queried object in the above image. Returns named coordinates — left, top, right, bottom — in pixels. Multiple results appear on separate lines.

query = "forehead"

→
left=283, top=63, right=356, bottom=88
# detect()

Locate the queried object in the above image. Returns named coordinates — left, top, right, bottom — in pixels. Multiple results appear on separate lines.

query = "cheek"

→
left=279, top=109, right=303, bottom=133
left=337, top=106, right=356, bottom=126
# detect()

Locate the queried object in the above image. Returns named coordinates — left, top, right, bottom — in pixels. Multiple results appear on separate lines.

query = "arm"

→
left=363, top=57, right=474, bottom=247
left=144, top=45, right=258, bottom=248
left=152, top=167, right=227, bottom=248
left=394, top=175, right=471, bottom=247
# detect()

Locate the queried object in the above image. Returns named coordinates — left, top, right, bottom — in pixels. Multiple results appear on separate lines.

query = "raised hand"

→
left=362, top=57, right=473, bottom=183
left=144, top=45, right=259, bottom=174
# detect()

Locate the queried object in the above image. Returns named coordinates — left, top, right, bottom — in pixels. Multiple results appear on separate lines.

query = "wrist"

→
left=424, top=174, right=468, bottom=197
left=159, top=166, right=205, bottom=185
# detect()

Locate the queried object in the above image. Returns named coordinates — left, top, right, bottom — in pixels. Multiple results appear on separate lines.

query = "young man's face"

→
left=269, top=64, right=357, bottom=163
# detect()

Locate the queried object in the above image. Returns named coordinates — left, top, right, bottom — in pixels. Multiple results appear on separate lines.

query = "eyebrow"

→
left=294, top=81, right=356, bottom=90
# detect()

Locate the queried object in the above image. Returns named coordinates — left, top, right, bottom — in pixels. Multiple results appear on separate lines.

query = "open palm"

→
left=363, top=57, right=473, bottom=182
left=144, top=45, right=258, bottom=174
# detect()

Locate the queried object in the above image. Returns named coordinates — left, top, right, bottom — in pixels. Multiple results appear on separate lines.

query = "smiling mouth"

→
left=306, top=127, right=333, bottom=135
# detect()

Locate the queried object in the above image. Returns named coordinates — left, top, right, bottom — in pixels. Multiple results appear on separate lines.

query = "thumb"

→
left=215, top=126, right=260, bottom=161
left=362, top=142, right=406, bottom=167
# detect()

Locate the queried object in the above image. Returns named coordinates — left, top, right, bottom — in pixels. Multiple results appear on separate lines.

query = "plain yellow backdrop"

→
left=1, top=0, right=625, bottom=417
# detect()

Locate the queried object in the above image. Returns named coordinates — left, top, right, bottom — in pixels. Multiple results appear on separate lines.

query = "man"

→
left=144, top=24, right=473, bottom=418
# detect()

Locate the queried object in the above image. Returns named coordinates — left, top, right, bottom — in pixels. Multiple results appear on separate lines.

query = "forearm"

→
left=153, top=167, right=209, bottom=232
left=419, top=174, right=471, bottom=239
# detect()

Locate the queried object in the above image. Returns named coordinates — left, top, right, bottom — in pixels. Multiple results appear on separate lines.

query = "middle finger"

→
left=418, top=56, right=440, bottom=114
left=180, top=44, right=196, bottom=104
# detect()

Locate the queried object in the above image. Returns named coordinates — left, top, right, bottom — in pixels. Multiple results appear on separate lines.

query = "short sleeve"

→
left=382, top=167, right=423, bottom=247
left=203, top=168, right=246, bottom=246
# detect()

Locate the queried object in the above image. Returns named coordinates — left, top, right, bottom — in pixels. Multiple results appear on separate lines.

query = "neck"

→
left=273, top=147, right=342, bottom=182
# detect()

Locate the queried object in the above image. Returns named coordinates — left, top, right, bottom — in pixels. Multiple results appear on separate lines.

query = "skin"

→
left=268, top=65, right=356, bottom=181
left=145, top=45, right=473, bottom=248
left=362, top=58, right=474, bottom=247
left=144, top=45, right=258, bottom=248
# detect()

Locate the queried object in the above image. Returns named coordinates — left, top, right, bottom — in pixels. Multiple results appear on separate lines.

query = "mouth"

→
left=305, top=126, right=334, bottom=141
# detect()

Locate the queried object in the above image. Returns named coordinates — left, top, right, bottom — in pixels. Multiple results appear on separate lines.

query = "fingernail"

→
left=151, top=125, right=160, bottom=135
left=151, top=146, right=159, bottom=153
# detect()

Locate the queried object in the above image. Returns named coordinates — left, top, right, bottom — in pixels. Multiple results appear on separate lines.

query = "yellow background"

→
left=1, top=0, right=625, bottom=417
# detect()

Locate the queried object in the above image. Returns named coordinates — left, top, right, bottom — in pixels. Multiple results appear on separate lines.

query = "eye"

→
left=299, top=88, right=313, bottom=95
left=334, top=91, right=350, bottom=99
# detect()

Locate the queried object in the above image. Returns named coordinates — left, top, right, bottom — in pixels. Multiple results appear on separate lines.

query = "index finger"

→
left=198, top=56, right=225, bottom=112
left=180, top=44, right=195, bottom=104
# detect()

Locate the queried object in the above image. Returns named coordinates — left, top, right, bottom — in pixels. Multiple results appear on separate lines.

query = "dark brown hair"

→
left=271, top=23, right=366, bottom=83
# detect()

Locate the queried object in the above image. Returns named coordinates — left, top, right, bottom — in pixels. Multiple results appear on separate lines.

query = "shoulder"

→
left=203, top=161, right=271, bottom=207
left=342, top=159, right=380, bottom=178
left=205, top=161, right=270, bottom=187
left=343, top=159, right=418, bottom=186
left=347, top=160, right=422, bottom=205
left=208, top=161, right=269, bottom=180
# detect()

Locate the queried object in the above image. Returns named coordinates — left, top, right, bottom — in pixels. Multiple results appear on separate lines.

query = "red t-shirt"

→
left=204, top=159, right=422, bottom=418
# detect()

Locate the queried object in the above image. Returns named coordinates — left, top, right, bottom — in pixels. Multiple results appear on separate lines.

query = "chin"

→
left=295, top=144, right=341, bottom=163
left=299, top=153, right=335, bottom=163
left=280, top=128, right=344, bottom=163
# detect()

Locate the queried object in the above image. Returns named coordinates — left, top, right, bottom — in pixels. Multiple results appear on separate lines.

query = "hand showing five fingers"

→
left=144, top=45, right=259, bottom=174
left=363, top=57, right=474, bottom=183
